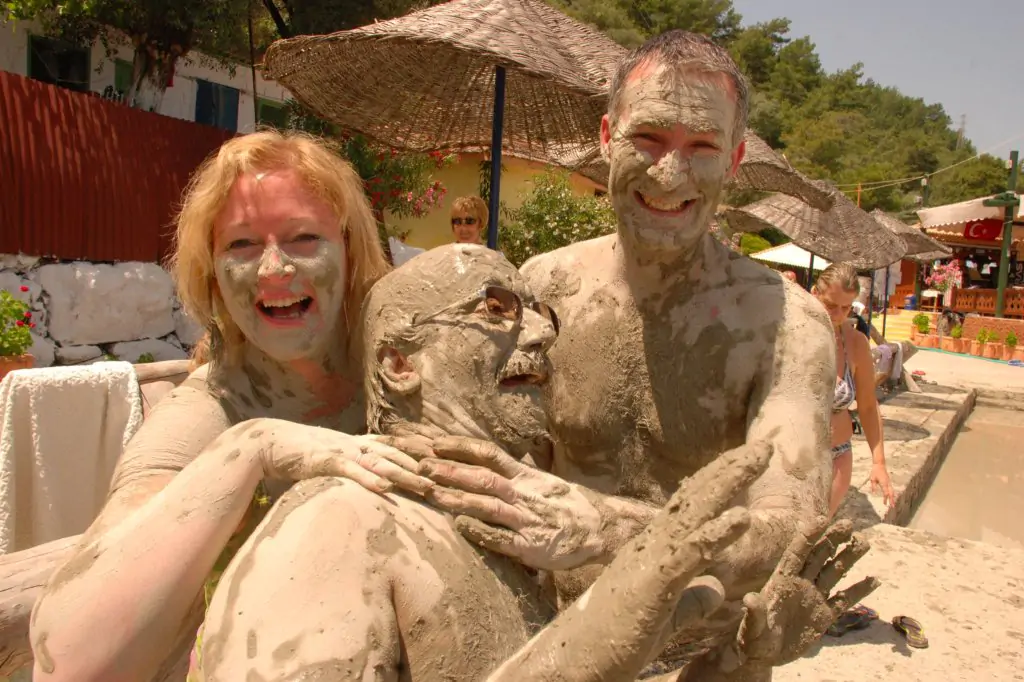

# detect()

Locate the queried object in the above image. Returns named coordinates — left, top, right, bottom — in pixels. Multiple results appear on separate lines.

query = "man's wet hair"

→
left=607, top=29, right=749, bottom=141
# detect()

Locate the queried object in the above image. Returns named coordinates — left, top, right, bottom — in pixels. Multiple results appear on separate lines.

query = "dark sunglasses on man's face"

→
left=413, top=285, right=560, bottom=335
left=451, top=217, right=478, bottom=226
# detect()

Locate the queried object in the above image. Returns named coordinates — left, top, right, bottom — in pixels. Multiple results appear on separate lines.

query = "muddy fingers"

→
left=815, top=533, right=870, bottom=594
left=798, top=519, right=854, bottom=582
left=827, top=576, right=881, bottom=614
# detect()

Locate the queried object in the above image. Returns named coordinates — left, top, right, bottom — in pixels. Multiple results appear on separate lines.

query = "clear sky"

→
left=731, top=0, right=1024, bottom=160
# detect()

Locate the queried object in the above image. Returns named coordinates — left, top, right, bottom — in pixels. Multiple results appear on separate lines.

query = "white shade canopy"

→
left=750, top=242, right=831, bottom=270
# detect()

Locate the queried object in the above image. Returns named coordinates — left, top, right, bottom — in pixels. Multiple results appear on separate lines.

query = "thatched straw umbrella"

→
left=264, top=0, right=837, bottom=243
left=870, top=209, right=952, bottom=261
left=264, top=0, right=618, bottom=246
left=720, top=188, right=907, bottom=271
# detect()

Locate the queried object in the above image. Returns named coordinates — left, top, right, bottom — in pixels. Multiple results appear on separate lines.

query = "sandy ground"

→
left=905, top=347, right=1024, bottom=393
left=775, top=524, right=1024, bottom=682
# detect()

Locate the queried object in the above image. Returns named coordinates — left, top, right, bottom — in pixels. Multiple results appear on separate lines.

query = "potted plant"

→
left=983, top=332, right=1002, bottom=359
left=940, top=323, right=961, bottom=352
left=1003, top=330, right=1018, bottom=361
left=949, top=324, right=964, bottom=353
left=971, top=329, right=989, bottom=357
left=0, top=288, right=36, bottom=381
left=911, top=313, right=930, bottom=343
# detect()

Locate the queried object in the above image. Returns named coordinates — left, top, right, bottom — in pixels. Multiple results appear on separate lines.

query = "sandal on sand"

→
left=826, top=605, right=877, bottom=637
left=892, top=615, right=929, bottom=649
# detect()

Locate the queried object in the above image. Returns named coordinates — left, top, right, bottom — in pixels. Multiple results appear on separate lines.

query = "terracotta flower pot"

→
left=950, top=338, right=964, bottom=353
left=1002, top=345, right=1016, bottom=361
left=939, top=337, right=957, bottom=352
left=0, top=354, right=33, bottom=383
left=970, top=341, right=985, bottom=357
left=983, top=343, right=1001, bottom=360
left=1014, top=348, right=1024, bottom=362
left=922, top=335, right=939, bottom=348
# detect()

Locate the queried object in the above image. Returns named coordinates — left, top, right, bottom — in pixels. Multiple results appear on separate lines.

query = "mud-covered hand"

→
left=715, top=517, right=881, bottom=674
left=240, top=418, right=435, bottom=496
left=417, top=436, right=605, bottom=571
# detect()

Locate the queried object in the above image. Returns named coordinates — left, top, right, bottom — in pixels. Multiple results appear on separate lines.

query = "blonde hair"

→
left=166, top=129, right=391, bottom=369
left=812, top=263, right=861, bottom=296
left=451, top=195, right=489, bottom=228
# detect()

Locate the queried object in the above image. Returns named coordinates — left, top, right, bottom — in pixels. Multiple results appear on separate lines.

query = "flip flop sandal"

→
left=892, top=615, right=929, bottom=649
left=826, top=607, right=875, bottom=637
left=850, top=604, right=879, bottom=620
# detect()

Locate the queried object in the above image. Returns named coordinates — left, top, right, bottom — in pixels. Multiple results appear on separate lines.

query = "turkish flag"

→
left=962, top=219, right=1003, bottom=241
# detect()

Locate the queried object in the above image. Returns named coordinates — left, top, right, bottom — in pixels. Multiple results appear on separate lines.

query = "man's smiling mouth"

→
left=635, top=190, right=697, bottom=215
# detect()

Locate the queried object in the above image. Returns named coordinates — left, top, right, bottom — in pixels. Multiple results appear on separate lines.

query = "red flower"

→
left=23, top=311, right=31, bottom=319
left=15, top=320, right=24, bottom=327
left=29, top=323, right=35, bottom=329
left=19, top=285, right=28, bottom=292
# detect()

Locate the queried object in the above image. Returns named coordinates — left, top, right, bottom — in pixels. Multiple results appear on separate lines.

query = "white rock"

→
left=55, top=344, right=104, bottom=365
left=28, top=332, right=55, bottom=367
left=110, top=338, right=187, bottom=363
left=37, top=262, right=176, bottom=345
left=173, top=308, right=205, bottom=347
left=0, top=253, right=41, bottom=272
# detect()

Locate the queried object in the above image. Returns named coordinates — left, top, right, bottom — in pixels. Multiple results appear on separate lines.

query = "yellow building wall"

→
left=386, top=152, right=603, bottom=250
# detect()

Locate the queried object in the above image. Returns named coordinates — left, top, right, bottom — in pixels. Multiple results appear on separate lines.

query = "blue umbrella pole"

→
left=486, top=66, right=506, bottom=250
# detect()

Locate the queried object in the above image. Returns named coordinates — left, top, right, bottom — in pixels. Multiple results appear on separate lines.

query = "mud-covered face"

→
left=814, top=283, right=858, bottom=329
left=451, top=209, right=484, bottom=245
left=407, top=249, right=557, bottom=450
left=213, top=170, right=347, bottom=363
left=601, top=60, right=745, bottom=255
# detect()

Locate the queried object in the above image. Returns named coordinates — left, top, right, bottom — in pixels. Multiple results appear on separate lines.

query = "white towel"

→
left=0, top=362, right=143, bottom=553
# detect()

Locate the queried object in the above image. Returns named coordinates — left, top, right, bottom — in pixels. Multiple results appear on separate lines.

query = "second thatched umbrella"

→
left=720, top=189, right=907, bottom=270
left=870, top=209, right=952, bottom=261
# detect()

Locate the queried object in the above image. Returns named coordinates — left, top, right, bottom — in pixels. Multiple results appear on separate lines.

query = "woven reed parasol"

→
left=720, top=188, right=907, bottom=270
left=870, top=209, right=952, bottom=261
left=263, top=0, right=621, bottom=246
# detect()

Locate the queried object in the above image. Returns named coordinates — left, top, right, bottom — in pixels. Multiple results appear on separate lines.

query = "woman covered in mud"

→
left=811, top=263, right=896, bottom=517
left=29, top=130, right=434, bottom=682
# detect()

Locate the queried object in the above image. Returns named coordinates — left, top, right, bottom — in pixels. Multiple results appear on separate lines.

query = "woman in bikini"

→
left=811, top=263, right=896, bottom=517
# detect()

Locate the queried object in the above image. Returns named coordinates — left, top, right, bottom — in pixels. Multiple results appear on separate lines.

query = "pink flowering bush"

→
left=925, top=261, right=962, bottom=293
left=0, top=287, right=35, bottom=357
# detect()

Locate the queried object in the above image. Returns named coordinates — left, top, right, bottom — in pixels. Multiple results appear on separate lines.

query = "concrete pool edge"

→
left=838, top=385, right=977, bottom=531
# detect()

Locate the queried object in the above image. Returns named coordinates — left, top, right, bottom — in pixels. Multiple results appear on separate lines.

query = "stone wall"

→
left=0, top=254, right=203, bottom=367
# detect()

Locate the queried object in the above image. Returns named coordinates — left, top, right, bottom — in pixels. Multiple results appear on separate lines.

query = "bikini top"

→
left=832, top=329, right=856, bottom=412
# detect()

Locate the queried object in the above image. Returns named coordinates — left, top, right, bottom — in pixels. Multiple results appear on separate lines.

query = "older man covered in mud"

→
left=191, top=244, right=871, bottom=682
left=414, top=29, right=841, bottom=677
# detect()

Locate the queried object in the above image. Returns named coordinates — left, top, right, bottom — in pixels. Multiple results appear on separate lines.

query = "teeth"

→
left=639, top=193, right=691, bottom=212
left=260, top=296, right=307, bottom=308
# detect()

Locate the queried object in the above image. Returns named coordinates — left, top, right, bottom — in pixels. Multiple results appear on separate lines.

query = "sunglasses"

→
left=451, top=217, right=478, bottom=226
left=412, top=285, right=560, bottom=334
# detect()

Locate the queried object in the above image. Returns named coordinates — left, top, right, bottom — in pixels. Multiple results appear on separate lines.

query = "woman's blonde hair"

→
left=451, top=195, right=489, bottom=228
left=167, top=129, right=391, bottom=369
left=812, top=263, right=861, bottom=296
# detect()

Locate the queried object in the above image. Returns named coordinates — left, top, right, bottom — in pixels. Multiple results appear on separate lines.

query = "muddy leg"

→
left=199, top=478, right=546, bottom=681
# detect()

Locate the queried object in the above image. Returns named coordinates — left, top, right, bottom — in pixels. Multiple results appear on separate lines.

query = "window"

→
left=257, top=98, right=289, bottom=129
left=114, top=59, right=134, bottom=96
left=194, top=79, right=240, bottom=132
left=28, top=35, right=90, bottom=93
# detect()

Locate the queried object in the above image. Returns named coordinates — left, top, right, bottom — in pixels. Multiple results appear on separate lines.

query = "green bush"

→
left=950, top=324, right=963, bottom=339
left=911, top=313, right=930, bottom=334
left=739, top=233, right=772, bottom=255
left=1006, top=330, right=1018, bottom=348
left=499, top=171, right=617, bottom=268
left=976, top=329, right=990, bottom=343
left=136, top=352, right=155, bottom=363
left=0, top=290, right=33, bottom=358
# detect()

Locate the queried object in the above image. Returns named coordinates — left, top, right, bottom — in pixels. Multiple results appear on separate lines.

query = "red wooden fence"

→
left=0, top=71, right=235, bottom=263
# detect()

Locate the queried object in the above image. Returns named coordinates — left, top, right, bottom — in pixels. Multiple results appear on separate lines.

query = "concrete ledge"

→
left=838, top=384, right=976, bottom=531
left=776, top=523, right=1024, bottom=681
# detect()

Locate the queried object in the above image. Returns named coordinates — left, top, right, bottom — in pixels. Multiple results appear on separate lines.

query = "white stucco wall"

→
left=0, top=17, right=290, bottom=133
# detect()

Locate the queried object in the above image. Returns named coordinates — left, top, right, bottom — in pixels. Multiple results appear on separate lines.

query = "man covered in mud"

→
left=415, top=29, right=838, bottom=672
left=189, top=244, right=746, bottom=680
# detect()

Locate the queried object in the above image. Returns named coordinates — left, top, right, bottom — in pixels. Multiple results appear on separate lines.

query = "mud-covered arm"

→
left=704, top=294, right=834, bottom=597
left=29, top=377, right=251, bottom=682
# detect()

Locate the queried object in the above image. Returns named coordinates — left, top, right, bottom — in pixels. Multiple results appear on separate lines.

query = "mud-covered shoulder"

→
left=521, top=234, right=614, bottom=304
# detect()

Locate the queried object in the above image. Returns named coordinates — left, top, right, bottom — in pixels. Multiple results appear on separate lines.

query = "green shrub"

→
left=0, top=290, right=34, bottom=357
left=1005, top=330, right=1018, bottom=348
left=739, top=233, right=772, bottom=255
left=950, top=324, right=963, bottom=339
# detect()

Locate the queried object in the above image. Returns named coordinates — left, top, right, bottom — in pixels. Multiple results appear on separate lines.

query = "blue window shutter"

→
left=195, top=79, right=214, bottom=126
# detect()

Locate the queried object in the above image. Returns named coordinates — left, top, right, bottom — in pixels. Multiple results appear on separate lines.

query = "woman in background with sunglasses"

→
left=450, top=195, right=488, bottom=245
